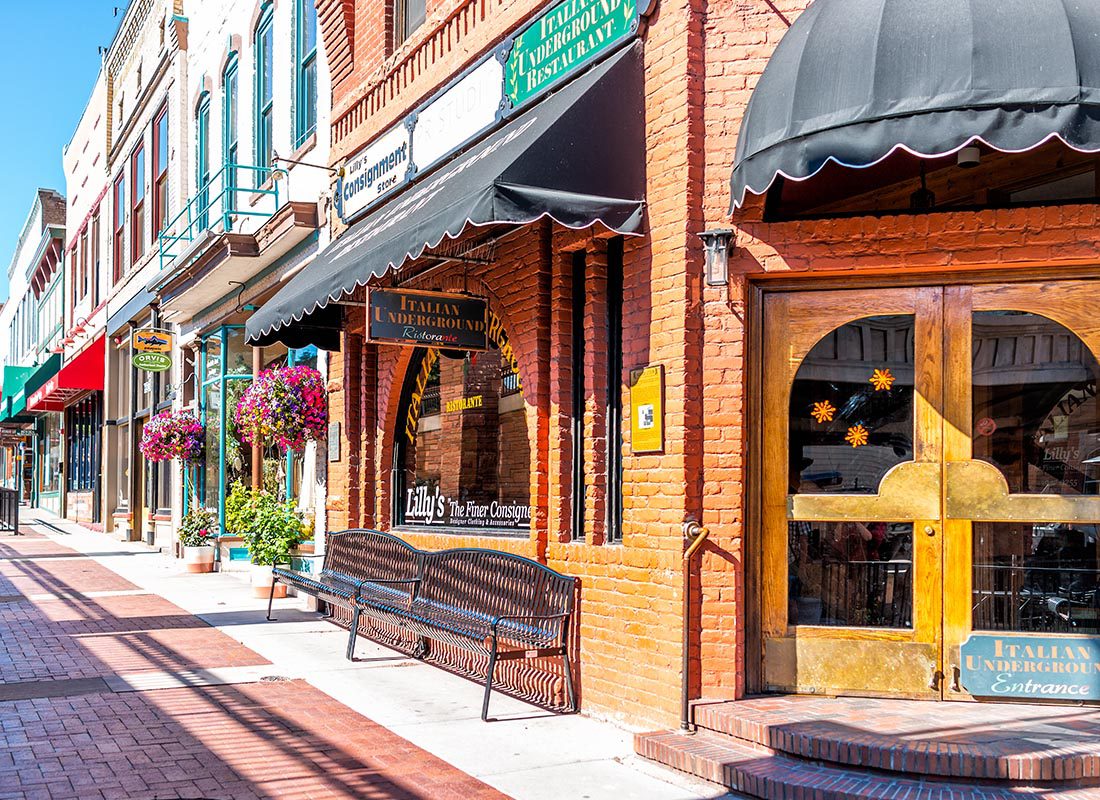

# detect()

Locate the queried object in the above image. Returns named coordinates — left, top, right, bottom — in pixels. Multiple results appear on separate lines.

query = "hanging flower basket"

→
left=140, top=409, right=204, bottom=462
left=235, top=365, right=327, bottom=452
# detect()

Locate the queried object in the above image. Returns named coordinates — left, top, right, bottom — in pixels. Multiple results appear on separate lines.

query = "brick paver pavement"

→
left=0, top=527, right=508, bottom=800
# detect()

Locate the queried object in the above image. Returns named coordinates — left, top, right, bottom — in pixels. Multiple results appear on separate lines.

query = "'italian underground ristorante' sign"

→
left=368, top=288, right=489, bottom=350
left=960, top=634, right=1100, bottom=700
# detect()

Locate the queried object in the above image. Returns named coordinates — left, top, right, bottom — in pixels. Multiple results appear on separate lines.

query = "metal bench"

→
left=267, top=529, right=423, bottom=659
left=268, top=531, right=577, bottom=721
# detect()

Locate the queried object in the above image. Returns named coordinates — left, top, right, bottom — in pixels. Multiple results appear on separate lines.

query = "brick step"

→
left=693, top=697, right=1100, bottom=783
left=634, top=730, right=1100, bottom=800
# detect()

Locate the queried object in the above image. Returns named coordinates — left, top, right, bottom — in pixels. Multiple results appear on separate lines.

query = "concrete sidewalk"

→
left=23, top=510, right=732, bottom=800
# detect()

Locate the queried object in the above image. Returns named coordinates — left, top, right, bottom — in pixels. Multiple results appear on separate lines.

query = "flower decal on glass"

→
left=235, top=365, right=328, bottom=452
left=810, top=400, right=836, bottom=424
left=869, top=368, right=896, bottom=391
left=844, top=424, right=869, bottom=448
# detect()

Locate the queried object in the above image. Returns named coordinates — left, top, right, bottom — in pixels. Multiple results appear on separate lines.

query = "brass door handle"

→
left=924, top=525, right=936, bottom=537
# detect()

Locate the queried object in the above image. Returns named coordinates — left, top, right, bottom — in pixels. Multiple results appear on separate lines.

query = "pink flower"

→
left=140, top=409, right=204, bottom=462
left=235, top=366, right=327, bottom=451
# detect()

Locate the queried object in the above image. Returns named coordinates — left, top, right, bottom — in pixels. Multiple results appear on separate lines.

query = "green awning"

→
left=11, top=355, right=60, bottom=418
left=0, top=366, right=35, bottom=423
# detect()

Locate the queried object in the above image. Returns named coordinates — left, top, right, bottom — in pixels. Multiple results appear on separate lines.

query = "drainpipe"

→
left=681, top=518, right=710, bottom=731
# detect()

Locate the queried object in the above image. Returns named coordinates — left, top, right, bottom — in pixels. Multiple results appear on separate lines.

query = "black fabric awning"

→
left=248, top=41, right=645, bottom=348
left=730, top=0, right=1100, bottom=210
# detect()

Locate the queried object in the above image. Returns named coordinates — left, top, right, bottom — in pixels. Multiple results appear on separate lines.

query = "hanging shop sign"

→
left=132, top=328, right=173, bottom=353
left=340, top=123, right=413, bottom=221
left=505, top=0, right=640, bottom=107
left=405, top=484, right=532, bottom=530
left=369, top=288, right=489, bottom=351
left=630, top=364, right=664, bottom=453
left=338, top=0, right=649, bottom=223
left=960, top=634, right=1100, bottom=701
left=133, top=352, right=172, bottom=373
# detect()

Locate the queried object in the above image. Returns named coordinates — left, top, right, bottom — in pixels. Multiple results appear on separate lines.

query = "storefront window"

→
left=789, top=315, right=915, bottom=494
left=225, top=327, right=252, bottom=375
left=397, top=341, right=531, bottom=533
left=117, top=424, right=130, bottom=509
left=38, top=414, right=62, bottom=498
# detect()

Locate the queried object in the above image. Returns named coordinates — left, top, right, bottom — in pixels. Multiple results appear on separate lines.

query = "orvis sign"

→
left=368, top=288, right=489, bottom=351
left=960, top=634, right=1100, bottom=701
left=338, top=0, right=648, bottom=223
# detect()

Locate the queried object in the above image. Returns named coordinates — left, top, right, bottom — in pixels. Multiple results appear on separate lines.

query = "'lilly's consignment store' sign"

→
left=961, top=634, right=1100, bottom=700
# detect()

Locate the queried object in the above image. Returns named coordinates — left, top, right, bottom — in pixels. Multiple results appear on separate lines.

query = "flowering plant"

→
left=234, top=366, right=327, bottom=452
left=178, top=505, right=216, bottom=547
left=140, top=409, right=204, bottom=462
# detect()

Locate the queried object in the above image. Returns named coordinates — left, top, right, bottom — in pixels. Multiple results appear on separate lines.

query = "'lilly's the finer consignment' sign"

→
left=368, top=288, right=489, bottom=351
left=960, top=634, right=1100, bottom=700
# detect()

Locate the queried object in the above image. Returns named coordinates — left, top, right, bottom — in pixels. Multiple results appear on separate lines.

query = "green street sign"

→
left=133, top=352, right=172, bottom=373
left=505, top=0, right=638, bottom=108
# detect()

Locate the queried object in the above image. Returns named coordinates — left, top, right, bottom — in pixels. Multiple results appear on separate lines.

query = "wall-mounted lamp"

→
left=271, top=152, right=345, bottom=183
left=957, top=145, right=981, bottom=169
left=698, top=228, right=735, bottom=287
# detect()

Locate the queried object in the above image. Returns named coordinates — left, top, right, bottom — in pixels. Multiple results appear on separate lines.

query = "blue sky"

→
left=0, top=1, right=121, bottom=302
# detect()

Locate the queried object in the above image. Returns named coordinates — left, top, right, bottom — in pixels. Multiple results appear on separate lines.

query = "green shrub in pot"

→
left=225, top=482, right=304, bottom=566
left=178, top=506, right=216, bottom=547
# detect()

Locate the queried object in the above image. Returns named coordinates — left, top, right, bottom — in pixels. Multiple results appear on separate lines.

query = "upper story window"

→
left=130, top=144, right=145, bottom=263
left=90, top=210, right=100, bottom=306
left=255, top=5, right=274, bottom=177
left=78, top=229, right=89, bottom=302
left=223, top=55, right=239, bottom=212
left=394, top=0, right=426, bottom=48
left=196, top=93, right=212, bottom=230
left=152, top=106, right=169, bottom=238
left=295, top=0, right=318, bottom=148
left=112, top=174, right=125, bottom=283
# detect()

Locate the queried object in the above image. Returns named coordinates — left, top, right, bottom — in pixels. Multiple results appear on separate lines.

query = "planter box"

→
left=182, top=545, right=215, bottom=574
left=249, top=562, right=287, bottom=599
left=216, top=536, right=252, bottom=573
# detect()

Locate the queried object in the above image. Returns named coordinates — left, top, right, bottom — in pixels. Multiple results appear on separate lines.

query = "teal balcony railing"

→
left=158, top=162, right=281, bottom=270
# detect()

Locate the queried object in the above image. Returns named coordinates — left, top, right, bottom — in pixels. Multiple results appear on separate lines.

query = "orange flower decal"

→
left=869, top=368, right=896, bottom=391
left=845, top=424, right=869, bottom=448
left=810, top=400, right=836, bottom=424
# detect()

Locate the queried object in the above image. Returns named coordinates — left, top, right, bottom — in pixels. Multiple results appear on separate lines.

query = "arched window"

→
left=254, top=4, right=274, bottom=176
left=395, top=318, right=531, bottom=532
left=294, top=0, right=318, bottom=147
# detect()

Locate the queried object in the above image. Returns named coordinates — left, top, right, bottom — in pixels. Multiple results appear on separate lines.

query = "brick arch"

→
left=374, top=267, right=540, bottom=537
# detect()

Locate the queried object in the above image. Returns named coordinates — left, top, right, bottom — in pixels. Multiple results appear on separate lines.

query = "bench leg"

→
left=561, top=646, right=577, bottom=713
left=266, top=576, right=278, bottom=621
left=482, top=637, right=499, bottom=722
left=346, top=605, right=361, bottom=661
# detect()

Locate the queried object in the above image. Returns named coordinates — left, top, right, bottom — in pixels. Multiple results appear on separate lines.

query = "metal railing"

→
left=973, top=563, right=1100, bottom=633
left=0, top=488, right=20, bottom=534
left=158, top=162, right=280, bottom=270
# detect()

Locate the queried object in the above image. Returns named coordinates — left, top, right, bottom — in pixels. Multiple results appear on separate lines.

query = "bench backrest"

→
left=323, top=529, right=421, bottom=582
left=419, top=548, right=575, bottom=621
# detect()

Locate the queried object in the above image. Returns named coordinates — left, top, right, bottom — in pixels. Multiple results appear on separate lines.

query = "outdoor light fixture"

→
left=957, top=145, right=981, bottom=169
left=910, top=162, right=936, bottom=210
left=271, top=152, right=345, bottom=183
left=699, top=228, right=735, bottom=287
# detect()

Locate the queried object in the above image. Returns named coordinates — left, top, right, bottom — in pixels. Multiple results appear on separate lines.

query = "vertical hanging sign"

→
left=505, top=0, right=641, bottom=108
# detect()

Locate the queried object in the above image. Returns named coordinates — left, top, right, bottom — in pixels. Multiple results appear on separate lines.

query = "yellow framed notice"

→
left=629, top=364, right=664, bottom=453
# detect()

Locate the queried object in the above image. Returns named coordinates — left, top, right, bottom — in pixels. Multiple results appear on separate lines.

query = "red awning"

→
left=27, top=335, right=105, bottom=412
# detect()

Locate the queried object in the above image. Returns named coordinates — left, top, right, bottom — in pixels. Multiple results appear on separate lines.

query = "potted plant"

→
left=235, top=365, right=327, bottom=452
left=225, top=483, right=305, bottom=598
left=178, top=505, right=216, bottom=573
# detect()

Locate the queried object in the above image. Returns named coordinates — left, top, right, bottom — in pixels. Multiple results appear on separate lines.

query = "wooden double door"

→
left=762, top=280, right=1100, bottom=699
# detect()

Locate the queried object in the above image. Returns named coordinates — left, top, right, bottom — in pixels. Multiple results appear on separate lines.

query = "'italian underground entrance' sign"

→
left=368, top=288, right=489, bottom=350
left=960, top=634, right=1100, bottom=700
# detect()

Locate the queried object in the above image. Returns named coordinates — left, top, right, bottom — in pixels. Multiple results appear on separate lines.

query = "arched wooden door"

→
left=761, top=281, right=1100, bottom=701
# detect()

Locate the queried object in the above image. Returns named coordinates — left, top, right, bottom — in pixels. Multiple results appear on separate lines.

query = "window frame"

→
left=130, top=144, right=146, bottom=264
left=112, top=174, right=126, bottom=283
left=394, top=0, right=426, bottom=48
left=223, top=54, right=239, bottom=211
left=152, top=105, right=169, bottom=239
left=254, top=5, right=275, bottom=177
left=196, top=92, right=212, bottom=230
left=294, top=0, right=318, bottom=148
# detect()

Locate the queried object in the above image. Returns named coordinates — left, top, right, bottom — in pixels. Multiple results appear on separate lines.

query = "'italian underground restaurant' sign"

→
left=368, top=288, right=489, bottom=351
left=960, top=634, right=1100, bottom=700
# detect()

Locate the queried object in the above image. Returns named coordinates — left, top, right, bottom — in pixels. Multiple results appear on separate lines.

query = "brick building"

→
left=247, top=0, right=1100, bottom=791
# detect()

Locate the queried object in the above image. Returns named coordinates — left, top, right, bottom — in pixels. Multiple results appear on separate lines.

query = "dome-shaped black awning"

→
left=730, top=0, right=1100, bottom=210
